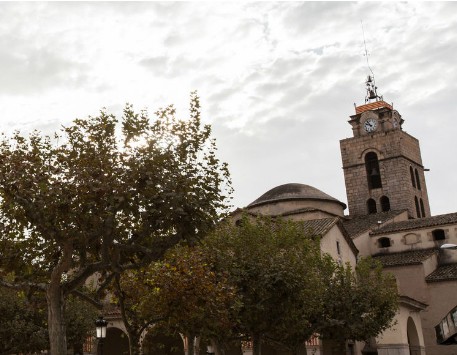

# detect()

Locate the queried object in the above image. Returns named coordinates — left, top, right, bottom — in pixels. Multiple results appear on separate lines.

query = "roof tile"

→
left=355, top=100, right=393, bottom=114
left=373, top=248, right=437, bottom=267
left=371, top=212, right=457, bottom=236
left=342, top=210, right=406, bottom=238
left=426, top=264, right=457, bottom=282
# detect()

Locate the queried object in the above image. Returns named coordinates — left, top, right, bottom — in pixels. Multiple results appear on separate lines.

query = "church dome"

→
left=248, top=183, right=346, bottom=209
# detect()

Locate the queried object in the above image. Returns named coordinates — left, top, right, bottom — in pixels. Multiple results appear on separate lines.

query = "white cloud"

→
left=0, top=2, right=455, bottom=215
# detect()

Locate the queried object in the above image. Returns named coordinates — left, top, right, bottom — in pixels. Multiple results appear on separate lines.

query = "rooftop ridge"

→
left=355, top=100, right=392, bottom=114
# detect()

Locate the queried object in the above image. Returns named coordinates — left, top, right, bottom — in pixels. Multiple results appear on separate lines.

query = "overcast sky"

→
left=0, top=2, right=456, bottom=216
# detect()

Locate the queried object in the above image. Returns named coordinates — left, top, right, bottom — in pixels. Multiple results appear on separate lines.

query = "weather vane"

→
left=361, top=20, right=383, bottom=103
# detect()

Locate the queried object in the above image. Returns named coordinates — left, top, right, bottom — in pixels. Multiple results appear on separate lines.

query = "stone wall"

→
left=340, top=130, right=431, bottom=217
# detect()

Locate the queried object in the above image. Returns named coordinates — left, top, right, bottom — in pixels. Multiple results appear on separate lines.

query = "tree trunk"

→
left=252, top=333, right=261, bottom=355
left=188, top=333, right=195, bottom=355
left=194, top=335, right=200, bottom=355
left=128, top=332, right=141, bottom=355
left=46, top=280, right=67, bottom=355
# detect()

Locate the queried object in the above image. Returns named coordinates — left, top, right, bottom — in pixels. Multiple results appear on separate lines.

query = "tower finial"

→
left=361, top=20, right=383, bottom=103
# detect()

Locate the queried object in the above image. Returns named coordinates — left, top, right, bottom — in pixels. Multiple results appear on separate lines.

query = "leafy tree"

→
left=111, top=267, right=161, bottom=354
left=202, top=216, right=328, bottom=355
left=0, top=287, right=48, bottom=355
left=0, top=92, right=231, bottom=354
left=65, top=294, right=99, bottom=354
left=319, top=257, right=398, bottom=352
left=115, top=245, right=238, bottom=355
left=0, top=285, right=99, bottom=355
left=202, top=216, right=398, bottom=355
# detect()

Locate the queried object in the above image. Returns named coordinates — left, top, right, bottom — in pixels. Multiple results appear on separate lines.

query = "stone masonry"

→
left=340, top=120, right=431, bottom=218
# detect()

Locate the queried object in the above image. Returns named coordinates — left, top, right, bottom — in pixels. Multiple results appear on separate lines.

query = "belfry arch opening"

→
left=420, top=198, right=425, bottom=217
left=410, top=166, right=416, bottom=188
left=415, top=197, right=421, bottom=218
left=365, top=152, right=382, bottom=189
left=367, top=198, right=377, bottom=214
left=415, top=169, right=421, bottom=190
left=380, top=196, right=390, bottom=212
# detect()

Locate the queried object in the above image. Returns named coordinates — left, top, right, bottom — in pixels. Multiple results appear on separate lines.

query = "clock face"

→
left=364, top=118, right=378, bottom=133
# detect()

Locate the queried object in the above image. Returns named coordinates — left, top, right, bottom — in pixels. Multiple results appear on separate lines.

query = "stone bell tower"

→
left=340, top=75, right=430, bottom=218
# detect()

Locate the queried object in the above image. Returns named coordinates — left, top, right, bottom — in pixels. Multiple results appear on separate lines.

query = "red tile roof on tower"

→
left=355, top=100, right=393, bottom=114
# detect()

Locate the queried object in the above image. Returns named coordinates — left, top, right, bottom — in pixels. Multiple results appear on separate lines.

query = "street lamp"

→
left=441, top=244, right=457, bottom=250
left=95, top=316, right=108, bottom=355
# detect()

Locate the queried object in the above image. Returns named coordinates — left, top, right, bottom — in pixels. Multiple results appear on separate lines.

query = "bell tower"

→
left=340, top=76, right=431, bottom=218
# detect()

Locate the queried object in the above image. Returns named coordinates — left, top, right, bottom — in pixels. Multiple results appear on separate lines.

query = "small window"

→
left=415, top=196, right=421, bottom=218
left=336, top=241, right=341, bottom=255
left=432, top=229, right=446, bottom=241
left=410, top=166, right=416, bottom=188
left=380, top=196, right=391, bottom=212
left=378, top=237, right=391, bottom=248
left=420, top=198, right=425, bottom=218
left=415, top=169, right=421, bottom=190
left=365, top=152, right=382, bottom=189
left=367, top=198, right=377, bottom=214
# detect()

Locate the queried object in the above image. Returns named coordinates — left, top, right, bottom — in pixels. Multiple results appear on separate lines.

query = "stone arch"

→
left=367, top=198, right=377, bottom=214
left=359, top=147, right=384, bottom=160
left=365, top=152, right=382, bottom=189
left=407, top=316, right=421, bottom=355
left=380, top=195, right=390, bottom=212
left=102, top=327, right=129, bottom=355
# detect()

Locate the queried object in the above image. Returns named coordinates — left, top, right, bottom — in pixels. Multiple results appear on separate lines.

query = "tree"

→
left=0, top=92, right=232, bottom=354
left=0, top=285, right=99, bottom=355
left=202, top=216, right=329, bottom=355
left=65, top=294, right=99, bottom=354
left=0, top=286, right=48, bottom=355
left=202, top=216, right=398, bottom=355
left=114, top=244, right=238, bottom=355
left=319, top=257, right=398, bottom=352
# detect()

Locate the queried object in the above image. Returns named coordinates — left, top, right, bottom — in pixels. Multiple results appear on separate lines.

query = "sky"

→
left=0, top=2, right=456, bottom=216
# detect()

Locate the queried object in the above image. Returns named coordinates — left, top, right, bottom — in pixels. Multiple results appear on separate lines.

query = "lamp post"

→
left=95, top=316, right=108, bottom=355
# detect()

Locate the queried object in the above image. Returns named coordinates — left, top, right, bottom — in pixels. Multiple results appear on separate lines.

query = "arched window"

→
left=432, top=229, right=446, bottom=241
left=414, top=196, right=421, bottom=218
left=420, top=198, right=425, bottom=218
left=410, top=166, right=416, bottom=188
left=365, top=152, right=382, bottom=189
left=415, top=169, right=421, bottom=190
left=380, top=196, right=391, bottom=212
left=378, top=237, right=391, bottom=248
left=367, top=198, right=377, bottom=214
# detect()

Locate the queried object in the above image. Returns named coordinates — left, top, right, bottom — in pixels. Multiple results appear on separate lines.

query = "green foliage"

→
left=320, top=257, right=399, bottom=343
left=65, top=294, right=99, bottom=353
left=111, top=215, right=398, bottom=354
left=0, top=287, right=48, bottom=354
left=0, top=92, right=231, bottom=281
left=202, top=215, right=330, bottom=353
left=203, top=216, right=399, bottom=353
left=0, top=92, right=231, bottom=353
left=114, top=244, right=238, bottom=355
left=140, top=245, right=238, bottom=339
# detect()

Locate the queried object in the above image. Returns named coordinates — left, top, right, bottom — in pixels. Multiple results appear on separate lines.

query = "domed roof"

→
left=248, top=183, right=346, bottom=208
